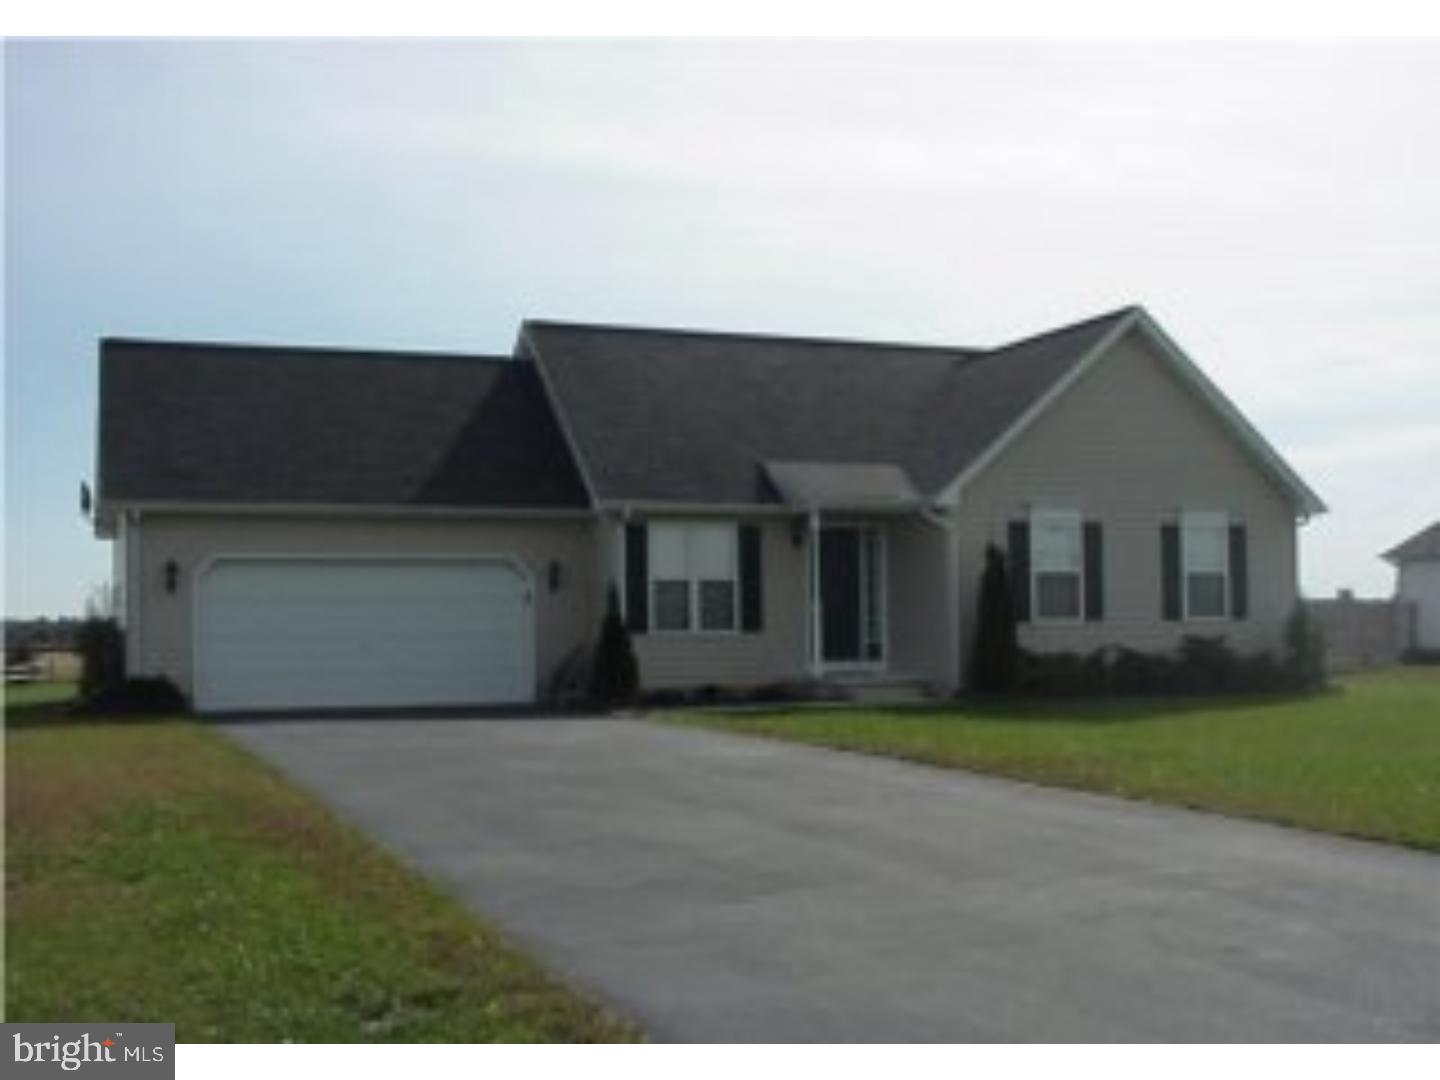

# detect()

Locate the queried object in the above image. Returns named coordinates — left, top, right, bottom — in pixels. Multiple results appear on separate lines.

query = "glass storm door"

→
left=819, top=525, right=885, bottom=665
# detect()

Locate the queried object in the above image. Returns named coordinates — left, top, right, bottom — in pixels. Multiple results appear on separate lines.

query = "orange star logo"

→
left=102, top=1039, right=115, bottom=1047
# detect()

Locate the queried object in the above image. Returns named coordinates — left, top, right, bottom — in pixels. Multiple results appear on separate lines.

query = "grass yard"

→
left=4, top=686, right=639, bottom=1042
left=671, top=667, right=1440, bottom=852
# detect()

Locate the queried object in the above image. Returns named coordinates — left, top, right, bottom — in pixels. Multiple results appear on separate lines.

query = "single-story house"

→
left=93, top=305, right=1325, bottom=712
left=1384, top=522, right=1440, bottom=652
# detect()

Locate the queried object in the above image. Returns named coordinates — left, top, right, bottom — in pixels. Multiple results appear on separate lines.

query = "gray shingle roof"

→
left=98, top=340, right=589, bottom=509
left=1384, top=521, right=1440, bottom=563
left=763, top=461, right=922, bottom=511
left=525, top=308, right=1133, bottom=505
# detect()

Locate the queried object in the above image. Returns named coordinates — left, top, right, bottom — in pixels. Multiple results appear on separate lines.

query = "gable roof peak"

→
left=986, top=305, right=1142, bottom=355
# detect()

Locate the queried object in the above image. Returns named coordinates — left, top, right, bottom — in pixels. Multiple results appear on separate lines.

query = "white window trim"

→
left=647, top=521, right=741, bottom=636
left=1181, top=510, right=1230, bottom=621
left=1029, top=507, right=1085, bottom=625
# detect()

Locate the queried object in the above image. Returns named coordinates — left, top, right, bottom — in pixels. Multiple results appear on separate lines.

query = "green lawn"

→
left=5, top=686, right=639, bottom=1042
left=670, top=668, right=1440, bottom=852
left=4, top=679, right=82, bottom=709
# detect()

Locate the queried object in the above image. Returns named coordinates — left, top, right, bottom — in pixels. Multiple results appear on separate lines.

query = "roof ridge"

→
left=101, top=337, right=513, bottom=366
left=523, top=318, right=980, bottom=358
left=983, top=305, right=1140, bottom=356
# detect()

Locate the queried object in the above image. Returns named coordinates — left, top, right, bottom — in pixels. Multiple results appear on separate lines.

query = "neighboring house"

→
left=93, top=305, right=1325, bottom=712
left=1383, top=522, right=1440, bottom=652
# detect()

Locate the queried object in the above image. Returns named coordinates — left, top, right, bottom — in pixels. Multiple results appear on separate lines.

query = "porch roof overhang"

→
left=763, top=460, right=923, bottom=514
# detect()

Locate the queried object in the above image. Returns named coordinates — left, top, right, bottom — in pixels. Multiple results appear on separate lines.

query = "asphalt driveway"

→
left=224, top=717, right=1440, bottom=1042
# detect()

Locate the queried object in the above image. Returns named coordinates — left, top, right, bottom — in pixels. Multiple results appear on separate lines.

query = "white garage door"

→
left=195, top=557, right=534, bottom=712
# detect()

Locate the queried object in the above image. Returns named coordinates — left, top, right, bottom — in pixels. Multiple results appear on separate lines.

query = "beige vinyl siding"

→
left=630, top=517, right=808, bottom=690
left=955, top=330, right=1300, bottom=667
left=886, top=514, right=957, bottom=689
left=132, top=513, right=599, bottom=700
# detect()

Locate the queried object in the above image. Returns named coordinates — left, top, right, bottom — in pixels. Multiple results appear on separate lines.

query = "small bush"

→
left=1014, top=636, right=1302, bottom=698
left=79, top=676, right=187, bottom=715
left=1109, top=647, right=1176, bottom=695
left=1176, top=635, right=1240, bottom=693
left=588, top=585, right=640, bottom=707
left=969, top=544, right=1020, bottom=693
left=1283, top=603, right=1327, bottom=691
left=76, top=616, right=125, bottom=700
left=1017, top=650, right=1093, bottom=696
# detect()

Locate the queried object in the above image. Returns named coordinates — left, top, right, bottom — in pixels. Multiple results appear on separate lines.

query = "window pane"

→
left=1187, top=572, right=1226, bottom=617
left=653, top=580, right=691, bottom=630
left=1184, top=523, right=1226, bottom=572
left=650, top=524, right=688, bottom=579
left=1036, top=572, right=1081, bottom=618
left=1032, top=512, right=1081, bottom=571
left=698, top=580, right=736, bottom=631
left=690, top=524, right=736, bottom=581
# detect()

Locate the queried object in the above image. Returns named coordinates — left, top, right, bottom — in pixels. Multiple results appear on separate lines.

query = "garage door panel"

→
left=196, top=557, right=534, bottom=711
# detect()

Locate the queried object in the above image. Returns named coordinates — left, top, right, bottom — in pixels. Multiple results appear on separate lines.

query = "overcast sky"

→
left=5, top=38, right=1438, bottom=616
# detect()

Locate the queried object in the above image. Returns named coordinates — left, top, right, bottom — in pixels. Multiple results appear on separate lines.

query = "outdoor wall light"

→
left=547, top=560, right=563, bottom=593
left=163, top=559, right=180, bottom=595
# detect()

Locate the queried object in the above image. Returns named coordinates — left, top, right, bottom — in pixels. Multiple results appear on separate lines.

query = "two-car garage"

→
left=193, top=556, right=536, bottom=713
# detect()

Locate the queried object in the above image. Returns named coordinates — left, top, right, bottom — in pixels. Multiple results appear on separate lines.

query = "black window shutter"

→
left=1007, top=520, right=1031, bottom=622
left=624, top=523, right=648, bottom=633
left=1161, top=523, right=1181, bottom=621
left=1229, top=524, right=1249, bottom=620
left=1083, top=521, right=1104, bottom=621
left=739, top=524, right=764, bottom=633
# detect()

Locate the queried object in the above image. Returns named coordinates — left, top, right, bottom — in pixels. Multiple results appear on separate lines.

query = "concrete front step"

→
left=826, top=673, right=934, bottom=705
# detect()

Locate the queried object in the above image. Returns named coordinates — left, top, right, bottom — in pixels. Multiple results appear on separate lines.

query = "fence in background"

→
left=1307, top=591, right=1417, bottom=672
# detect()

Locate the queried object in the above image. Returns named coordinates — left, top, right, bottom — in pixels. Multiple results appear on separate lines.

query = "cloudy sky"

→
left=5, top=38, right=1438, bottom=616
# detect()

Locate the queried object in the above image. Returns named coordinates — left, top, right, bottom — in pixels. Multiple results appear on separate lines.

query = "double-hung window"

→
left=1182, top=511, right=1228, bottom=619
left=649, top=522, right=738, bottom=633
left=1031, top=509, right=1083, bottom=621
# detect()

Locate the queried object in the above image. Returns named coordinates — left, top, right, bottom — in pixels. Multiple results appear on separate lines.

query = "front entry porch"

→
left=763, top=459, right=959, bottom=695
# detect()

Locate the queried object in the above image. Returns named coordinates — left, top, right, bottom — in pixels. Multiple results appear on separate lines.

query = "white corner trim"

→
left=936, top=309, right=1141, bottom=505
